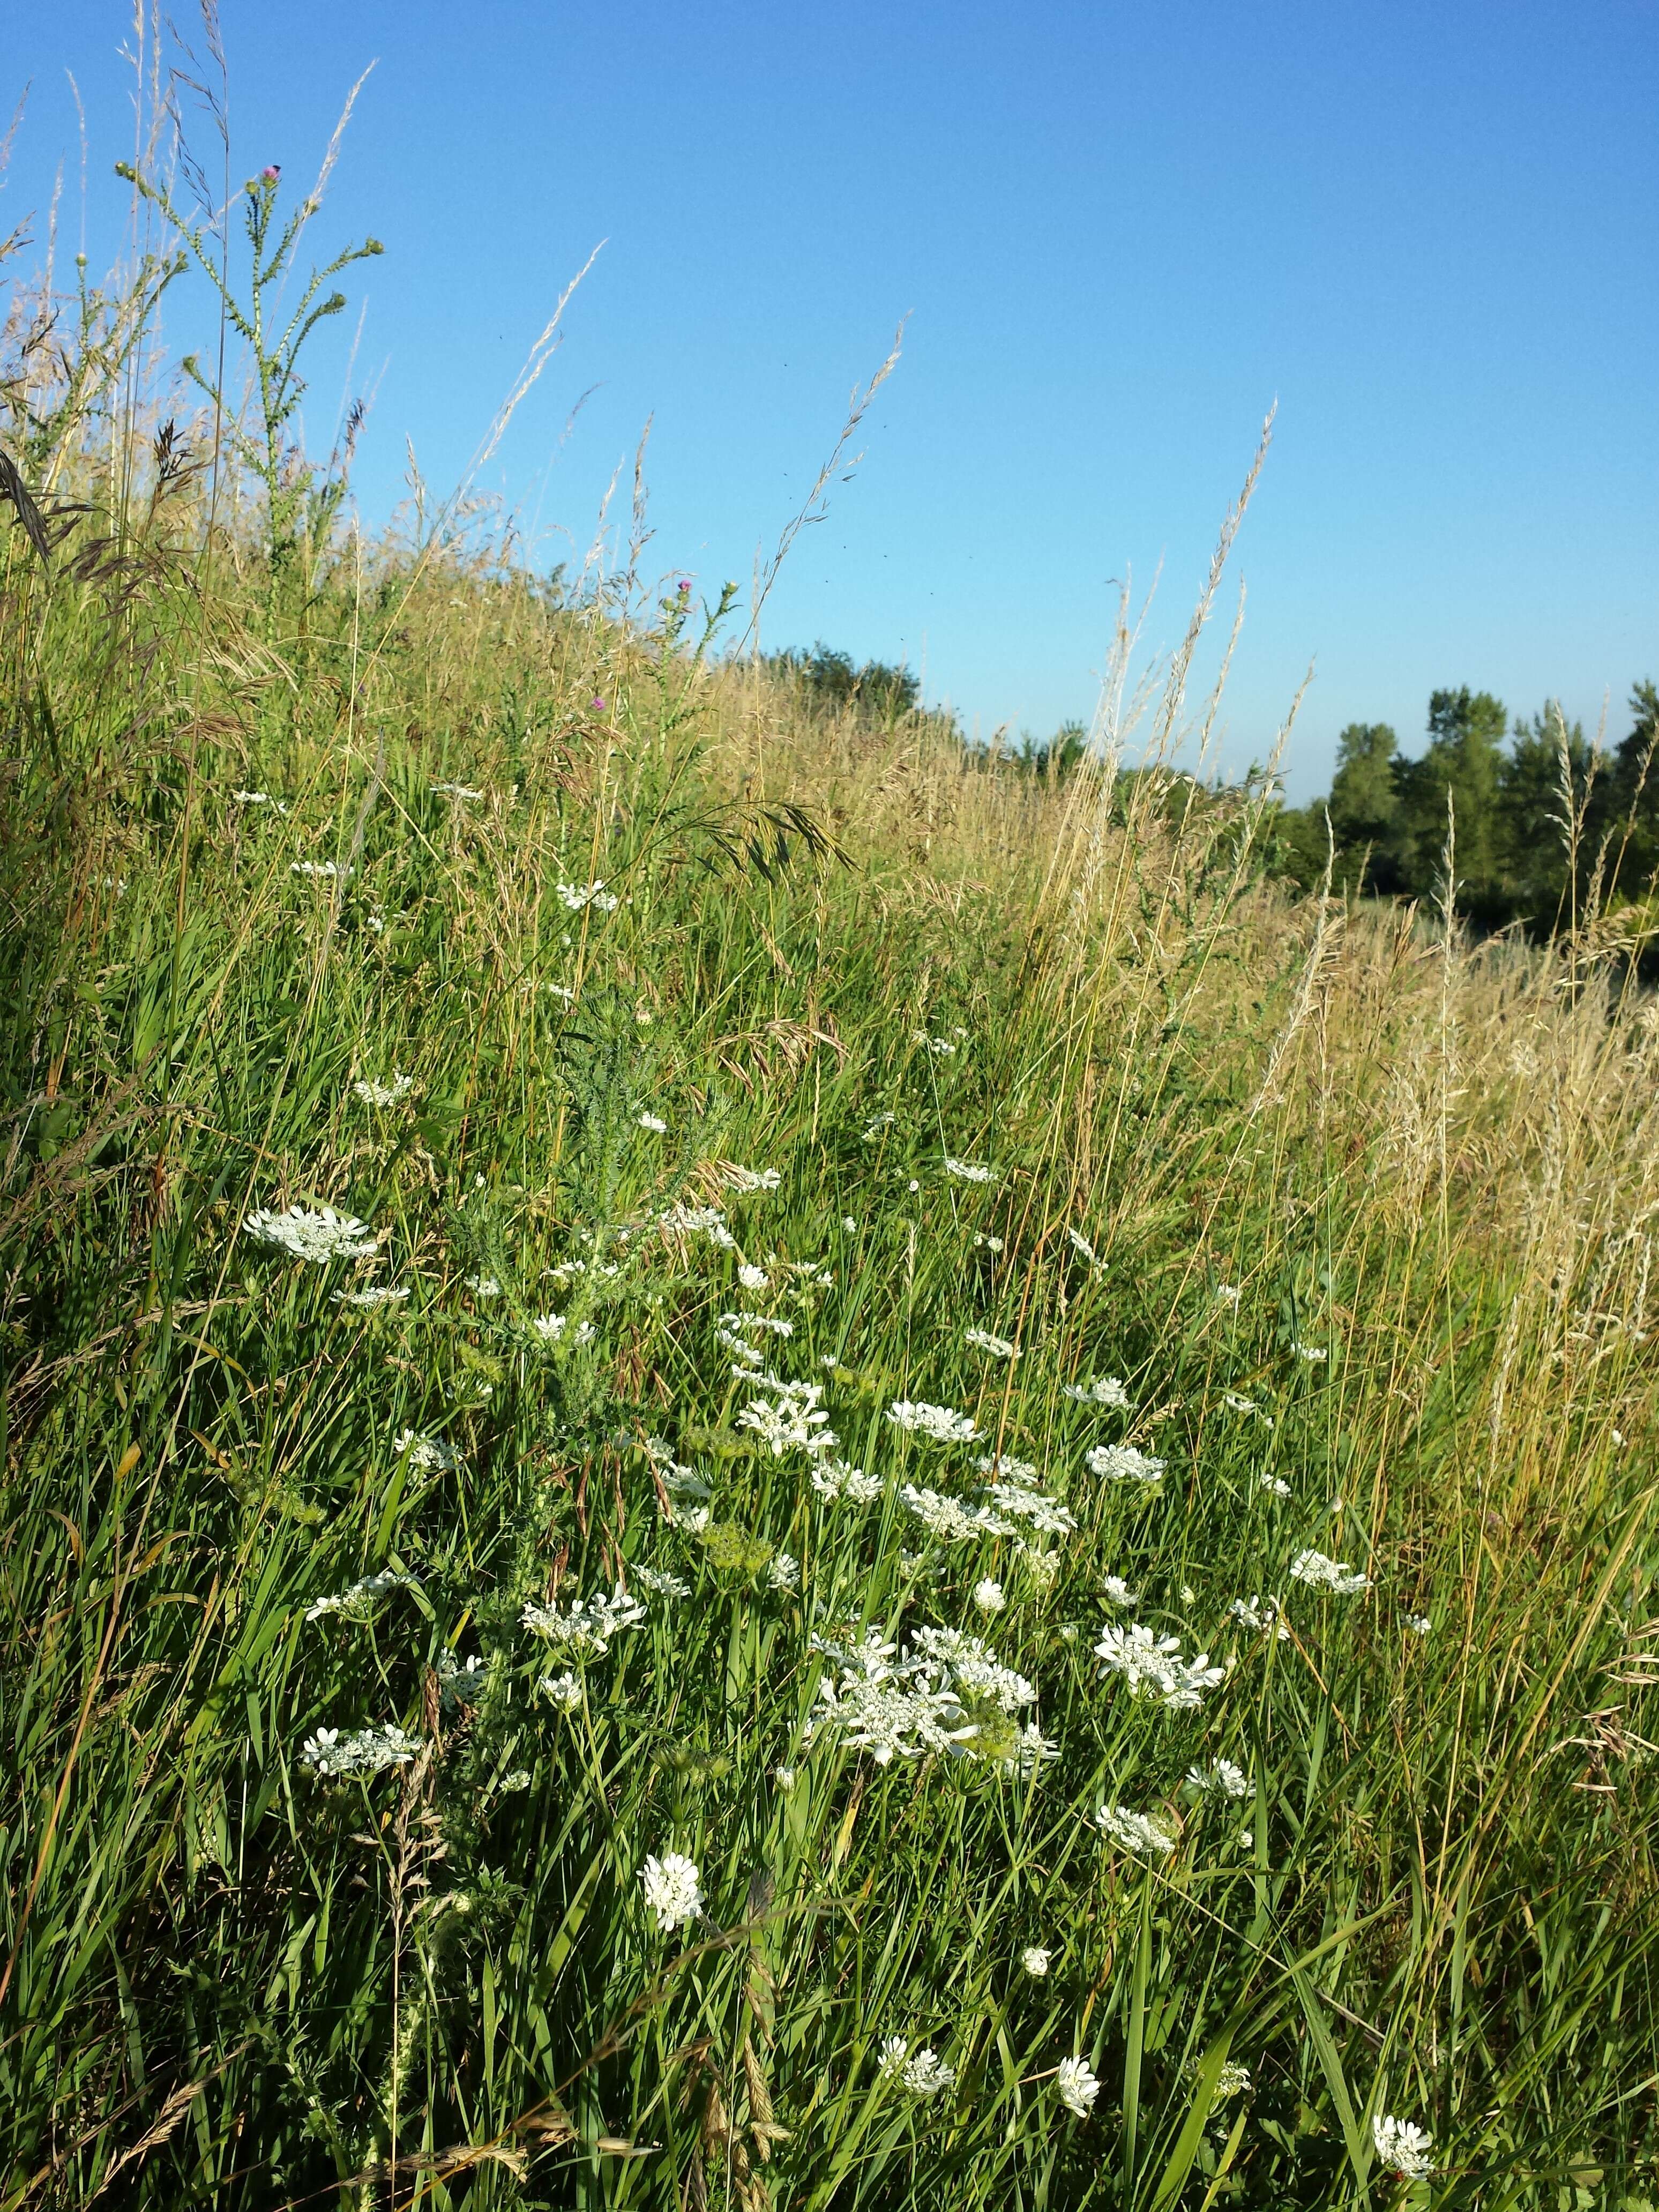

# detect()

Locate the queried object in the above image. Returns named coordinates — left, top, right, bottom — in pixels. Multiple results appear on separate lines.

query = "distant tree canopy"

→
left=1272, top=681, right=1659, bottom=936
left=767, top=643, right=921, bottom=727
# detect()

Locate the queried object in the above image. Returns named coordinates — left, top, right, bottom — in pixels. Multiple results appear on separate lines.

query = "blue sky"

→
left=8, top=1, right=1657, bottom=793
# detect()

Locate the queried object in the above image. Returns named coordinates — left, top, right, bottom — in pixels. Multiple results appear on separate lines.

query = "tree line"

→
left=1268, top=682, right=1659, bottom=934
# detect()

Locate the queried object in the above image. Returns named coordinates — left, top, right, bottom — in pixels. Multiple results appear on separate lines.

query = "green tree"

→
left=1496, top=701, right=1588, bottom=931
left=1327, top=722, right=1401, bottom=891
left=1606, top=679, right=1659, bottom=900
left=1394, top=687, right=1508, bottom=920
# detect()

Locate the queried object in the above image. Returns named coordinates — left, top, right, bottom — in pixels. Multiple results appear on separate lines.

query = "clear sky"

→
left=6, top=1, right=1657, bottom=793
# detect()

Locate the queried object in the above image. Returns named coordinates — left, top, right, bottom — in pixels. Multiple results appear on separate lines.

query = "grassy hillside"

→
left=3, top=219, right=1658, bottom=2207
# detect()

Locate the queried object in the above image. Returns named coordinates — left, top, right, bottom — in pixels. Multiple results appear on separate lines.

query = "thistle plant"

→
left=115, top=155, right=382, bottom=609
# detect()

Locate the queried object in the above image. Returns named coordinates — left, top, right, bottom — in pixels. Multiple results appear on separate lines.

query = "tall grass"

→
left=2, top=93, right=1657, bottom=2212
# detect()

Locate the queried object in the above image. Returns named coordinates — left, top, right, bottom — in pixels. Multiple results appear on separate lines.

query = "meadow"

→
left=3, top=160, right=1659, bottom=2212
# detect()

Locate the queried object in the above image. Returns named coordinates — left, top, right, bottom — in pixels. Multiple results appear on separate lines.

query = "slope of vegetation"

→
left=3, top=137, right=1658, bottom=2212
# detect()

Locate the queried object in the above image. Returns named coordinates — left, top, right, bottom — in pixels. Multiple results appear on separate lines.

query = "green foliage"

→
left=1277, top=685, right=1659, bottom=944
left=769, top=641, right=923, bottom=728
left=2, top=99, right=1658, bottom=2212
left=115, top=156, right=383, bottom=610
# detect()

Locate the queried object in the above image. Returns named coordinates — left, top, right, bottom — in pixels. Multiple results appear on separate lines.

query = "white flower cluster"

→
left=656, top=1200, right=736, bottom=1249
left=976, top=1450, right=1036, bottom=1482
left=300, top=1723, right=422, bottom=1779
left=1094, top=1623, right=1225, bottom=1712
left=721, top=1308, right=794, bottom=1342
left=964, top=1326, right=1018, bottom=1358
left=244, top=1205, right=379, bottom=1263
left=1085, top=1442, right=1167, bottom=1488
left=353, top=1072, right=416, bottom=1106
left=1258, top=1473, right=1291, bottom=1499
left=305, top=1568, right=417, bottom=1624
left=394, top=1429, right=461, bottom=1474
left=1066, top=1228, right=1102, bottom=1267
left=556, top=879, right=619, bottom=911
left=436, top=1649, right=487, bottom=1705
left=1290, top=1549, right=1371, bottom=1596
left=1189, top=1758, right=1250, bottom=1799
left=640, top=1850, right=703, bottom=1932
left=987, top=1481, right=1077, bottom=1537
left=888, top=1400, right=981, bottom=1444
left=725, top=1164, right=783, bottom=1192
left=1021, top=1945, right=1051, bottom=1976
left=1103, top=1575, right=1138, bottom=1606
left=738, top=1376, right=837, bottom=1458
left=290, top=858, right=350, bottom=880
left=811, top=1458, right=884, bottom=1504
left=530, top=1311, right=595, bottom=1345
left=520, top=1586, right=648, bottom=1658
left=334, top=1283, right=410, bottom=1309
left=636, top=1110, right=667, bottom=1133
left=1229, top=1593, right=1288, bottom=1638
left=431, top=780, right=484, bottom=799
left=539, top=1671, right=583, bottom=1710
left=809, top=1624, right=1051, bottom=1773
left=900, top=1484, right=1013, bottom=1543
left=1371, top=2113, right=1435, bottom=2179
left=1062, top=1376, right=1130, bottom=1407
left=910, top=1028, right=963, bottom=1057
left=233, top=788, right=288, bottom=811
left=943, top=1157, right=994, bottom=1184
left=1222, top=1391, right=1271, bottom=1423
left=878, top=2037, right=956, bottom=2095
left=1056, top=2056, right=1101, bottom=2117
left=632, top=1564, right=691, bottom=1598
left=1094, top=1804, right=1177, bottom=1856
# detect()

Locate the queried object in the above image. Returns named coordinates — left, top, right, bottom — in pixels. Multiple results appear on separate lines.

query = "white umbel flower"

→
left=1085, top=1443, right=1167, bottom=1488
left=640, top=1851, right=703, bottom=1933
left=1094, top=1804, right=1177, bottom=1856
left=964, top=1326, right=1018, bottom=1359
left=520, top=1586, right=647, bottom=1657
left=1371, top=2113, right=1435, bottom=2179
left=888, top=1400, right=982, bottom=1444
left=556, top=879, right=618, bottom=911
left=878, top=2040, right=955, bottom=2097
left=305, top=1569, right=417, bottom=1624
left=1021, top=1945, right=1051, bottom=1976
left=987, top=1481, right=1075, bottom=1536
left=1062, top=1376, right=1130, bottom=1407
left=943, top=1156, right=994, bottom=1183
left=300, top=1723, right=422, bottom=1779
left=539, top=1671, right=583, bottom=1709
left=1290, top=1549, right=1371, bottom=1596
left=1056, top=2055, right=1101, bottom=2117
left=973, top=1577, right=1006, bottom=1612
left=1189, top=1758, right=1250, bottom=1799
left=1095, top=1623, right=1224, bottom=1711
left=901, top=1484, right=1013, bottom=1543
left=353, top=1073, right=416, bottom=1106
left=244, top=1204, right=379, bottom=1264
